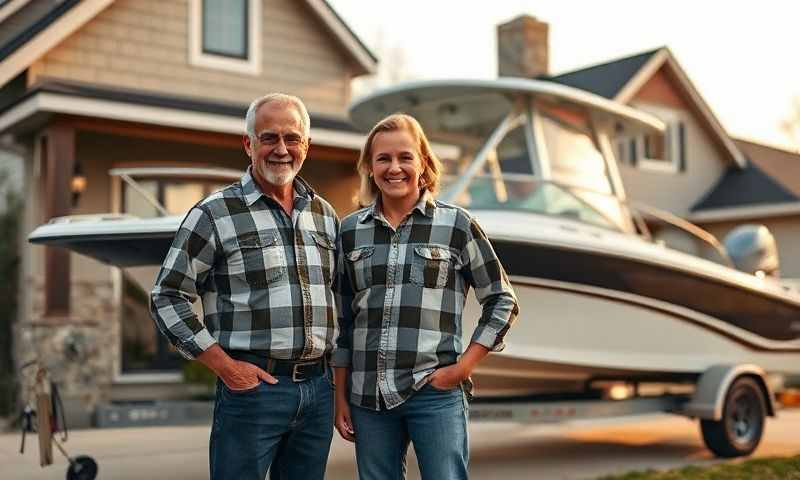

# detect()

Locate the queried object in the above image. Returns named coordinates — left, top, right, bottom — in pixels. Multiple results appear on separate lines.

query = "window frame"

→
left=637, top=120, right=686, bottom=174
left=188, top=0, right=261, bottom=75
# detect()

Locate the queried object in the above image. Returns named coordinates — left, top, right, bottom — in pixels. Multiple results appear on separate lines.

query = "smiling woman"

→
left=333, top=112, right=518, bottom=480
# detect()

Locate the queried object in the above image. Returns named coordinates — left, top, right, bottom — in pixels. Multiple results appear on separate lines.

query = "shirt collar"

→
left=358, top=190, right=436, bottom=224
left=240, top=166, right=314, bottom=207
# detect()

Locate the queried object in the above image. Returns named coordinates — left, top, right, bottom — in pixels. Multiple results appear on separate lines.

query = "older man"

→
left=150, top=93, right=339, bottom=479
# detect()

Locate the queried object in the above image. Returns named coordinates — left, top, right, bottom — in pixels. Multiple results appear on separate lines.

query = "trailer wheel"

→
left=700, top=377, right=766, bottom=458
left=66, top=455, right=97, bottom=480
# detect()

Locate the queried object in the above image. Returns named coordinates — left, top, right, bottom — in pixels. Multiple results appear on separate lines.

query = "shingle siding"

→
left=29, top=0, right=353, bottom=116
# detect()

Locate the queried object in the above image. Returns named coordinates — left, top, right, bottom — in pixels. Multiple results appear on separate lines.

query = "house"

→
left=0, top=0, right=376, bottom=426
left=497, top=15, right=800, bottom=282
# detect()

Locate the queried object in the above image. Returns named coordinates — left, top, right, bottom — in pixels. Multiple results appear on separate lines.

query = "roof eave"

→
left=302, top=0, right=378, bottom=76
left=690, top=202, right=800, bottom=223
left=0, top=86, right=365, bottom=149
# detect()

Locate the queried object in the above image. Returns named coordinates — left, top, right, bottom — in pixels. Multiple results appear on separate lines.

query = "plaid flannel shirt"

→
left=150, top=168, right=339, bottom=361
left=332, top=192, right=518, bottom=410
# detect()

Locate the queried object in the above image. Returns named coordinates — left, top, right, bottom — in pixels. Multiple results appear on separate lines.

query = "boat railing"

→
left=441, top=174, right=734, bottom=269
left=627, top=201, right=734, bottom=268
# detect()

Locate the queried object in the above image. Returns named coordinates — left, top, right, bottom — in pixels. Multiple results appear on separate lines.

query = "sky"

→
left=328, top=0, right=800, bottom=151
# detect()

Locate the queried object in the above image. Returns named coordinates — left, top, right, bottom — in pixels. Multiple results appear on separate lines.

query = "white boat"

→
left=349, top=78, right=800, bottom=397
left=30, top=78, right=800, bottom=399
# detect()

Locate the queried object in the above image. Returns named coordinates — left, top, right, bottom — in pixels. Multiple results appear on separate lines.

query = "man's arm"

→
left=150, top=207, right=218, bottom=358
left=150, top=206, right=275, bottom=389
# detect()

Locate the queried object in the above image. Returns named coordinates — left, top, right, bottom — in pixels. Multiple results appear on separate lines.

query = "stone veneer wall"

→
left=14, top=276, right=118, bottom=427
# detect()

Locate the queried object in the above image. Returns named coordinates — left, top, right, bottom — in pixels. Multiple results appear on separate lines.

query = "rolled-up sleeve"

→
left=461, top=216, right=519, bottom=351
left=150, top=206, right=218, bottom=359
left=330, top=233, right=355, bottom=368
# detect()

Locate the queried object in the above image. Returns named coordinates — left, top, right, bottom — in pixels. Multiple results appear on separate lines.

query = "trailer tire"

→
left=700, top=376, right=766, bottom=458
left=66, top=455, right=97, bottom=480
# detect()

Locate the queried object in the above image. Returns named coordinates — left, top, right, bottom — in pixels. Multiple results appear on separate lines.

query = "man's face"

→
left=244, top=102, right=308, bottom=188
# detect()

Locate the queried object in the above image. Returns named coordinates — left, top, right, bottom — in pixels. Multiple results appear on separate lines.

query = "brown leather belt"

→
left=227, top=350, right=326, bottom=383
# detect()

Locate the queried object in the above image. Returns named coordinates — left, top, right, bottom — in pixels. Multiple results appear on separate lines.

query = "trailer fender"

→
left=683, top=364, right=776, bottom=420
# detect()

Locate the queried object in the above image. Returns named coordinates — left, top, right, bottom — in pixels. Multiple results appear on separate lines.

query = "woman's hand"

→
left=427, top=363, right=468, bottom=391
left=427, top=343, right=491, bottom=390
left=333, top=366, right=355, bottom=442
left=335, top=393, right=355, bottom=442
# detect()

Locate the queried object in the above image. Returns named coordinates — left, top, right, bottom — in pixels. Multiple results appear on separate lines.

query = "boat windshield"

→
left=438, top=102, right=630, bottom=232
left=442, top=175, right=623, bottom=231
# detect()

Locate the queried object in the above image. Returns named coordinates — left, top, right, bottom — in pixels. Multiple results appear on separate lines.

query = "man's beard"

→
left=256, top=156, right=297, bottom=186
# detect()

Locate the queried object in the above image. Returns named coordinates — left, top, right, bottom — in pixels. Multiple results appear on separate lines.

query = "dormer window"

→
left=188, top=0, right=261, bottom=75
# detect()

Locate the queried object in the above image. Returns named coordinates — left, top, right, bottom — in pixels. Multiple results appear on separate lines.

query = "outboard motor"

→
left=724, top=224, right=780, bottom=277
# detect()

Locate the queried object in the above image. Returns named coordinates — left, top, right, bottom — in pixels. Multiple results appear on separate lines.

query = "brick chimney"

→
left=497, top=15, right=549, bottom=78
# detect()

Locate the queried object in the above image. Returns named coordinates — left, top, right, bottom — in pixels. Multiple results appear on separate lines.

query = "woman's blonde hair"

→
left=356, top=113, right=442, bottom=207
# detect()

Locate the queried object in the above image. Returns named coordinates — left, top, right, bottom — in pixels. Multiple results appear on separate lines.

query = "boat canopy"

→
left=350, top=78, right=666, bottom=233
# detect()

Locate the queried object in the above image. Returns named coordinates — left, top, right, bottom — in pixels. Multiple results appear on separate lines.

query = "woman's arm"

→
left=331, top=232, right=356, bottom=441
left=430, top=214, right=519, bottom=390
left=460, top=216, right=519, bottom=353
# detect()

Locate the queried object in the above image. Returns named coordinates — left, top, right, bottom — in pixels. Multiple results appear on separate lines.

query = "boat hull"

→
left=466, top=262, right=800, bottom=397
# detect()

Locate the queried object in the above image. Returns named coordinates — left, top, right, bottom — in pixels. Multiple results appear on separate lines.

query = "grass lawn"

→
left=597, top=455, right=800, bottom=479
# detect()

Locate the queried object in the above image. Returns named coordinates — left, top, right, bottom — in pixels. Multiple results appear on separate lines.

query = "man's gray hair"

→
left=245, top=93, right=311, bottom=140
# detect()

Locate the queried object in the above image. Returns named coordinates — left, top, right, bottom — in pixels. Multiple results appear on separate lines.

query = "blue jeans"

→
left=350, top=384, right=469, bottom=480
left=209, top=372, right=334, bottom=480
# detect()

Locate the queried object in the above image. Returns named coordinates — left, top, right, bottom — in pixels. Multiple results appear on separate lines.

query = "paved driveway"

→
left=2, top=410, right=799, bottom=479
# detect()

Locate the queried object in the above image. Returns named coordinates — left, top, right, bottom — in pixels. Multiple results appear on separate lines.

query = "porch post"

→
left=42, top=124, right=75, bottom=318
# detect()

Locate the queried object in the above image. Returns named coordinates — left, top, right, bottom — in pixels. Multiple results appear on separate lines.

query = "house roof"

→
left=734, top=138, right=800, bottom=197
left=689, top=139, right=800, bottom=222
left=548, top=47, right=746, bottom=169
left=0, top=0, right=377, bottom=88
left=691, top=161, right=797, bottom=212
left=549, top=48, right=800, bottom=220
left=545, top=48, right=661, bottom=99
left=0, top=0, right=80, bottom=61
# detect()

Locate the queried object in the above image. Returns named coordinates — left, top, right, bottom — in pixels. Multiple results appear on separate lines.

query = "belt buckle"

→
left=292, top=361, right=316, bottom=382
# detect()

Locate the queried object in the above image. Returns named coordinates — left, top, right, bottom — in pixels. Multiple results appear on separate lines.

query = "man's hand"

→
left=197, top=344, right=277, bottom=391
left=220, top=359, right=277, bottom=391
left=427, top=363, right=468, bottom=391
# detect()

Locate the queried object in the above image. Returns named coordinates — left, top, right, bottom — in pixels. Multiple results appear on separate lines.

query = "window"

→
left=202, top=0, right=248, bottom=58
left=189, top=0, right=261, bottom=75
left=614, top=120, right=686, bottom=173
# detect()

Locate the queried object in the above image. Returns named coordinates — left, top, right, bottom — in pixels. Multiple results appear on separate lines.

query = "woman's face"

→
left=370, top=129, right=424, bottom=206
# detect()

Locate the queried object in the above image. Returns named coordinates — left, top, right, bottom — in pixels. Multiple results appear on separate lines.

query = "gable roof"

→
left=546, top=48, right=660, bottom=99
left=548, top=47, right=746, bottom=169
left=0, top=0, right=377, bottom=88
